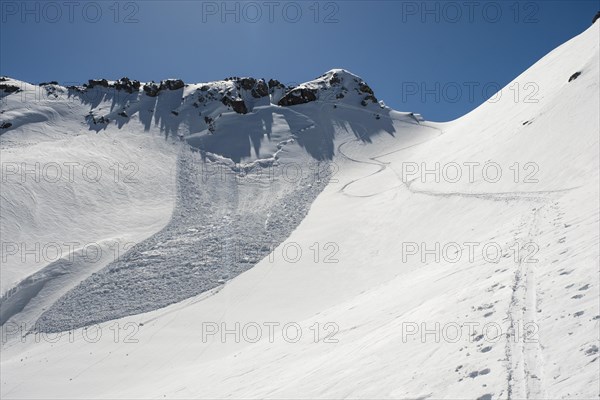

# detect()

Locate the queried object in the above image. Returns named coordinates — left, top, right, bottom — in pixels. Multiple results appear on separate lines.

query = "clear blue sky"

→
left=1, top=0, right=598, bottom=121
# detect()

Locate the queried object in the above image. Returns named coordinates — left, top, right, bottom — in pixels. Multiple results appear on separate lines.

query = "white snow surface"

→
left=0, top=23, right=598, bottom=399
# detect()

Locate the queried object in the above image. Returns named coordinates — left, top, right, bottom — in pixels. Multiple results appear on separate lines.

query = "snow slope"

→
left=0, top=79, right=180, bottom=330
left=1, top=22, right=598, bottom=399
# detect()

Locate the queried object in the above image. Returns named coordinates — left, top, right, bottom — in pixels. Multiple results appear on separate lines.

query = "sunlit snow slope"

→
left=1, top=22, right=598, bottom=400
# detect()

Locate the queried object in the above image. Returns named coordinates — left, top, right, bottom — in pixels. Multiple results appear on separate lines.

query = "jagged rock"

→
left=360, top=94, right=378, bottom=106
left=358, top=82, right=374, bottom=95
left=0, top=77, right=7, bottom=82
left=593, top=11, right=600, bottom=24
left=143, top=82, right=161, bottom=97
left=268, top=79, right=284, bottom=89
left=118, top=111, right=128, bottom=118
left=204, top=116, right=216, bottom=133
left=364, top=94, right=378, bottom=103
left=85, top=79, right=109, bottom=89
left=67, top=85, right=84, bottom=93
left=252, top=80, right=269, bottom=98
left=569, top=72, right=582, bottom=82
left=221, top=96, right=248, bottom=114
left=39, top=81, right=58, bottom=86
left=114, top=77, right=141, bottom=93
left=278, top=88, right=317, bottom=106
left=239, top=77, right=256, bottom=91
left=235, top=77, right=269, bottom=98
left=160, top=79, right=185, bottom=91
left=0, top=122, right=12, bottom=129
left=171, top=111, right=179, bottom=116
left=0, top=84, right=20, bottom=94
left=43, top=85, right=61, bottom=99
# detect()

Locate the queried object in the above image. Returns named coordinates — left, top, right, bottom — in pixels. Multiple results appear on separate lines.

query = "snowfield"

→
left=0, top=22, right=598, bottom=400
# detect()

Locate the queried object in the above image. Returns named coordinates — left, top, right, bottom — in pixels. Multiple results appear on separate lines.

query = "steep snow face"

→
left=1, top=69, right=404, bottom=332
left=0, top=78, right=181, bottom=294
left=1, top=23, right=599, bottom=400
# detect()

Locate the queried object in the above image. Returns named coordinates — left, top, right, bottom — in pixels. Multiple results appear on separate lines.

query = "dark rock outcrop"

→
left=358, top=82, right=374, bottom=95
left=83, top=77, right=141, bottom=93
left=268, top=79, right=285, bottom=90
left=221, top=96, right=248, bottom=114
left=593, top=11, right=600, bottom=24
left=143, top=82, right=161, bottom=97
left=330, top=73, right=341, bottom=85
left=239, top=77, right=256, bottom=91
left=278, top=88, right=318, bottom=106
left=114, top=77, right=141, bottom=93
left=0, top=84, right=20, bottom=94
left=234, top=77, right=269, bottom=98
left=0, top=122, right=12, bottom=129
left=569, top=71, right=582, bottom=82
left=364, top=94, right=378, bottom=103
left=85, top=79, right=109, bottom=89
left=160, top=79, right=185, bottom=91
left=252, top=80, right=269, bottom=98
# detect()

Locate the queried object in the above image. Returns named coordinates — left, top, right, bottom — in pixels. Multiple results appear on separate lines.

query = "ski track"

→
left=505, top=204, right=549, bottom=400
left=337, top=130, right=579, bottom=203
left=336, top=117, right=443, bottom=198
left=334, top=129, right=580, bottom=399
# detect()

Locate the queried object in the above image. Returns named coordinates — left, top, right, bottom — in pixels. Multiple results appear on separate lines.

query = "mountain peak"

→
left=278, top=68, right=380, bottom=108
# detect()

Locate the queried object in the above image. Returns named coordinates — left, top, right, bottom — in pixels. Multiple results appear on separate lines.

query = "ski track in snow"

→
left=335, top=126, right=588, bottom=399
left=505, top=204, right=548, bottom=400
left=337, top=130, right=580, bottom=203
left=336, top=117, right=443, bottom=198
left=1, top=26, right=599, bottom=397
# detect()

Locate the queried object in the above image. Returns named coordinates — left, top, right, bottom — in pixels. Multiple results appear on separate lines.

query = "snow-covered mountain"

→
left=1, top=21, right=598, bottom=399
